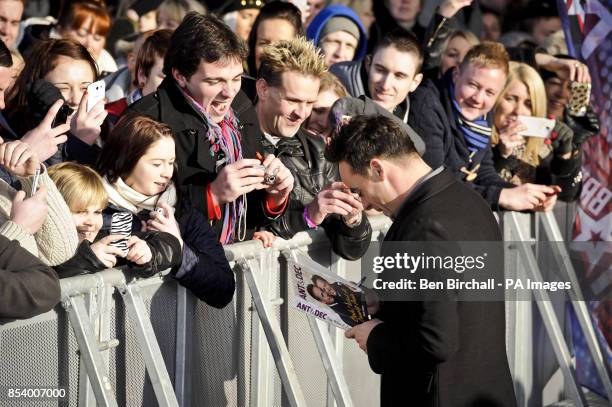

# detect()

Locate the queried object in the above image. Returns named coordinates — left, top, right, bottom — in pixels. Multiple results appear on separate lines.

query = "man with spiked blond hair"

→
left=256, top=37, right=371, bottom=260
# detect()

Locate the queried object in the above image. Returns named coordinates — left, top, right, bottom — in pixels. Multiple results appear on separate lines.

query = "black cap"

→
left=131, top=0, right=164, bottom=16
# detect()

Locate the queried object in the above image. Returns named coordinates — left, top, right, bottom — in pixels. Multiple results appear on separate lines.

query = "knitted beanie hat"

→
left=320, top=16, right=360, bottom=42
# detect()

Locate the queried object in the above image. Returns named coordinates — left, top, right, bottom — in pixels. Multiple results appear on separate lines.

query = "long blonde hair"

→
left=493, top=61, right=548, bottom=166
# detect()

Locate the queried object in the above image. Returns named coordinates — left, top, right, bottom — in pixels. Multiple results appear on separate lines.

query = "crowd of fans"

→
left=0, top=0, right=598, bottom=320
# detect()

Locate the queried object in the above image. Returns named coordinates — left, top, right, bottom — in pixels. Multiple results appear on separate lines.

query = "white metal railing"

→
left=1, top=213, right=609, bottom=407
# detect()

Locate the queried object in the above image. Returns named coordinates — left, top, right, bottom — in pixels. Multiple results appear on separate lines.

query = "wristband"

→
left=303, top=207, right=318, bottom=229
left=265, top=194, right=287, bottom=215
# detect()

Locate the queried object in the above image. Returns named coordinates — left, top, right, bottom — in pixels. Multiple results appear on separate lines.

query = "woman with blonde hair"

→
left=422, top=29, right=479, bottom=80
left=438, top=29, right=479, bottom=77
left=492, top=62, right=582, bottom=202
left=157, top=0, right=207, bottom=30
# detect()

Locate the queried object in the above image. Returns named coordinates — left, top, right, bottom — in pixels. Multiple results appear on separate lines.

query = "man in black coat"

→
left=326, top=114, right=517, bottom=407
left=128, top=12, right=293, bottom=245
left=254, top=37, right=371, bottom=260
left=409, top=41, right=558, bottom=212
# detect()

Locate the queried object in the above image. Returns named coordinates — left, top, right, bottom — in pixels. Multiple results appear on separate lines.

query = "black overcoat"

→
left=367, top=169, right=517, bottom=407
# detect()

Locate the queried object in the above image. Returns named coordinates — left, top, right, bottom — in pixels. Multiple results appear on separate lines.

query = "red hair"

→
left=58, top=1, right=111, bottom=37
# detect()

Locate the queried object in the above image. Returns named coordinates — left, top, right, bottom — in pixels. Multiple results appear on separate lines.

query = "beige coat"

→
left=0, top=168, right=78, bottom=266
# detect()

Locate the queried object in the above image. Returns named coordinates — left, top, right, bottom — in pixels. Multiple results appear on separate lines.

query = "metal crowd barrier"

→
left=0, top=213, right=610, bottom=407
left=502, top=211, right=611, bottom=407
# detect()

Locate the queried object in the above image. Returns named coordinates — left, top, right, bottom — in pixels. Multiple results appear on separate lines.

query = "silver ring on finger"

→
left=264, top=166, right=280, bottom=185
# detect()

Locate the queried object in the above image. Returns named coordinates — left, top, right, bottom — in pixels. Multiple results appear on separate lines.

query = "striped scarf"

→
left=449, top=83, right=492, bottom=153
left=182, top=89, right=246, bottom=245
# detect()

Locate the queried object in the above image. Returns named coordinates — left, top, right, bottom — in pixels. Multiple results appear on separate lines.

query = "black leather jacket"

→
left=262, top=129, right=372, bottom=260
left=55, top=231, right=182, bottom=279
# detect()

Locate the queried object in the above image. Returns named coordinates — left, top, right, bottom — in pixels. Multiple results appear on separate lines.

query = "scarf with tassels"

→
left=181, top=89, right=246, bottom=245
left=449, top=83, right=493, bottom=153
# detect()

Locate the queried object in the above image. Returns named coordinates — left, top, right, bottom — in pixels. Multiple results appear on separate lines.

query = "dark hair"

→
left=163, top=12, right=248, bottom=79
left=325, top=115, right=417, bottom=175
left=134, top=29, right=172, bottom=87
left=97, top=114, right=175, bottom=183
left=6, top=39, right=98, bottom=115
left=372, top=28, right=423, bottom=74
left=311, top=275, right=328, bottom=285
left=0, top=39, right=12, bottom=68
left=306, top=284, right=321, bottom=300
left=246, top=1, right=304, bottom=77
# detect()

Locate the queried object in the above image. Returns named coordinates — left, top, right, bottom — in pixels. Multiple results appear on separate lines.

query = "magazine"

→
left=287, top=250, right=370, bottom=330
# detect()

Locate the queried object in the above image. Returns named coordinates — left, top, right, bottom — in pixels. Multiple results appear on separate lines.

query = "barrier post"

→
left=174, top=285, right=189, bottom=407
left=62, top=294, right=119, bottom=407
left=508, top=212, right=588, bottom=406
left=117, top=281, right=179, bottom=407
left=239, top=257, right=307, bottom=407
left=77, top=288, right=99, bottom=407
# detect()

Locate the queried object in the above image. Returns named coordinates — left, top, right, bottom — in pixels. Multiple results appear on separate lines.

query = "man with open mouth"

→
left=129, top=12, right=293, bottom=245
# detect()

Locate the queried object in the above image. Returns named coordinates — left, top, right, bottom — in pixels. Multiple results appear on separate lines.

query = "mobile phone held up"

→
left=86, top=80, right=106, bottom=112
left=31, top=167, right=41, bottom=195
left=52, top=103, right=73, bottom=128
left=109, top=212, right=133, bottom=257
left=516, top=116, right=555, bottom=138
left=568, top=81, right=591, bottom=117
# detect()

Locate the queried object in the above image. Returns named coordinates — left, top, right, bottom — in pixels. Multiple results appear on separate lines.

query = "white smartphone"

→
left=86, top=80, right=106, bottom=112
left=517, top=116, right=555, bottom=138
